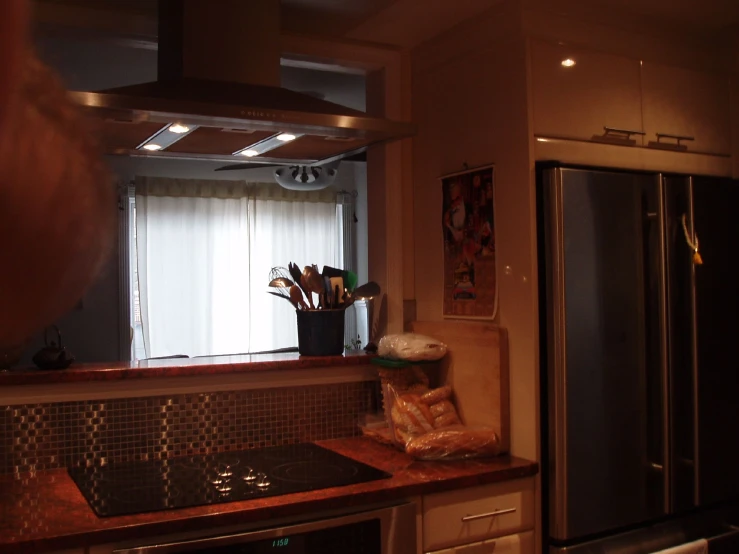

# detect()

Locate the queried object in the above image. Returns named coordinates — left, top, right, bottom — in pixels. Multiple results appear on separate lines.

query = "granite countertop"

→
left=0, top=437, right=538, bottom=554
left=0, top=351, right=375, bottom=386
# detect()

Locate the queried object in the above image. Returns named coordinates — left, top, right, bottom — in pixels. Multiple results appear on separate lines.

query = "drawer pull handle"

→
left=461, top=507, right=517, bottom=522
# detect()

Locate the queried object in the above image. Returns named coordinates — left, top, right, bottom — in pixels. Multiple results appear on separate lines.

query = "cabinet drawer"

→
left=428, top=530, right=534, bottom=554
left=423, top=478, right=535, bottom=551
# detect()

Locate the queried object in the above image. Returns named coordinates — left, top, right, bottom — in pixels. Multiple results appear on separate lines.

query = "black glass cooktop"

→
left=68, top=443, right=390, bottom=517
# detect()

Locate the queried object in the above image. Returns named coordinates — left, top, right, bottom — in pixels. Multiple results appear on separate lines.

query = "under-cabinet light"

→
left=142, top=144, right=162, bottom=151
left=561, top=58, right=576, bottom=67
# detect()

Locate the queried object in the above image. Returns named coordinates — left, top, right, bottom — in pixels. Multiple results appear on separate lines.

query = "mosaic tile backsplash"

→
left=0, top=381, right=376, bottom=475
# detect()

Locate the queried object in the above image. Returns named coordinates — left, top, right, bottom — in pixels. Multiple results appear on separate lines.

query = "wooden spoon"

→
left=302, top=266, right=325, bottom=309
left=289, top=285, right=308, bottom=310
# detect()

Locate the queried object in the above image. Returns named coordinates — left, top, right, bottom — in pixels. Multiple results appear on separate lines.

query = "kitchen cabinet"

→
left=641, top=61, right=731, bottom=156
left=427, top=531, right=534, bottom=554
left=530, top=39, right=644, bottom=144
left=422, top=478, right=535, bottom=553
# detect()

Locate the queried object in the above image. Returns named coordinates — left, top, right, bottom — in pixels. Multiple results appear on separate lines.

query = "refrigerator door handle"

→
left=656, top=175, right=671, bottom=512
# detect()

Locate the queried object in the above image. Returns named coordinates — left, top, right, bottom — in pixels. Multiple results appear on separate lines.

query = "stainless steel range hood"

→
left=69, top=0, right=414, bottom=165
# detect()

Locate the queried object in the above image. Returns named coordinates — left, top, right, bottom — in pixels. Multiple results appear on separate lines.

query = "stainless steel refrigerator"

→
left=538, top=164, right=739, bottom=553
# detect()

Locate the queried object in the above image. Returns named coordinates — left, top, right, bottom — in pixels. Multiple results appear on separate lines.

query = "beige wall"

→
left=411, top=2, right=539, bottom=462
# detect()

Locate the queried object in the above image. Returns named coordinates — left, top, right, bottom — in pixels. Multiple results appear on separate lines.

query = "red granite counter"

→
left=0, top=437, right=538, bottom=554
left=0, top=351, right=374, bottom=386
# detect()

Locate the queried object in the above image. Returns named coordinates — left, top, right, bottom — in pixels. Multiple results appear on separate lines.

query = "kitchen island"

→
left=0, top=437, right=538, bottom=554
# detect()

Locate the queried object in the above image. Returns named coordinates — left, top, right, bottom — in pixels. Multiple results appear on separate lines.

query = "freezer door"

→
left=543, top=167, right=668, bottom=543
left=690, top=177, right=739, bottom=507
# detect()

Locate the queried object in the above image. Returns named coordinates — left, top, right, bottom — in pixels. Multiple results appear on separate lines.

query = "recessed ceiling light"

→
left=142, top=144, right=162, bottom=151
left=276, top=133, right=297, bottom=142
left=561, top=58, right=576, bottom=67
left=240, top=149, right=259, bottom=157
left=168, top=124, right=190, bottom=134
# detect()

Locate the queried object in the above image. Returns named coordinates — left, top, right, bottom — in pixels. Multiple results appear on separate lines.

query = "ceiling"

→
left=33, top=0, right=739, bottom=49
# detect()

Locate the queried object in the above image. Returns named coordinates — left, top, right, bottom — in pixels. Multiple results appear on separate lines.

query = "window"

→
left=127, top=177, right=348, bottom=360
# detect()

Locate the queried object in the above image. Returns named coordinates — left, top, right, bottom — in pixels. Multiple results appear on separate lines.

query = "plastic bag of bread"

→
left=387, top=384, right=463, bottom=447
left=405, top=425, right=500, bottom=461
left=377, top=333, right=448, bottom=362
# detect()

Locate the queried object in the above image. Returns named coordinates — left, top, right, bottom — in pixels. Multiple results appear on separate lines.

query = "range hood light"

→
left=168, top=124, right=190, bottom=134
left=233, top=133, right=305, bottom=157
left=136, top=123, right=199, bottom=152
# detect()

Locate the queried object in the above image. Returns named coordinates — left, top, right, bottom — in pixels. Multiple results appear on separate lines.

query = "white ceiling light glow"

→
left=561, top=58, right=576, bottom=67
left=276, top=133, right=297, bottom=142
left=240, top=149, right=259, bottom=157
left=142, top=144, right=162, bottom=151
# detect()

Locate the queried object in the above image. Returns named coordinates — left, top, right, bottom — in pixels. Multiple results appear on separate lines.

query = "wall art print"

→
left=441, top=164, right=498, bottom=319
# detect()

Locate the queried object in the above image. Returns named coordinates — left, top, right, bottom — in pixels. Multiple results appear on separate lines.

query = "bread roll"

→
left=429, top=399, right=456, bottom=418
left=391, top=393, right=435, bottom=437
left=421, top=386, right=452, bottom=405
left=433, top=412, right=461, bottom=428
left=405, top=426, right=500, bottom=460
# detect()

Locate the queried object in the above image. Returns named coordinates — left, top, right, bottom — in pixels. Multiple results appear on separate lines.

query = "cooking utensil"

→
left=268, top=277, right=294, bottom=289
left=344, top=281, right=381, bottom=308
left=299, top=274, right=315, bottom=309
left=353, top=281, right=380, bottom=299
left=267, top=290, right=298, bottom=308
left=329, top=276, right=344, bottom=306
left=342, top=270, right=358, bottom=293
left=289, top=285, right=308, bottom=310
left=302, top=266, right=325, bottom=309
left=289, top=262, right=313, bottom=308
left=321, top=265, right=343, bottom=278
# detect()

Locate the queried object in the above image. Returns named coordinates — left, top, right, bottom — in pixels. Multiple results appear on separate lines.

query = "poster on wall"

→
left=440, top=164, right=498, bottom=319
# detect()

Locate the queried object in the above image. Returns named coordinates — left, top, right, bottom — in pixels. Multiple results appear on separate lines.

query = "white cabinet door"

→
left=641, top=61, right=731, bottom=156
left=530, top=39, right=643, bottom=143
left=428, top=530, right=534, bottom=554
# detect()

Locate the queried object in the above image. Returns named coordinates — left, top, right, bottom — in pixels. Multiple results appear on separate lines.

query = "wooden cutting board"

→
left=408, top=320, right=510, bottom=453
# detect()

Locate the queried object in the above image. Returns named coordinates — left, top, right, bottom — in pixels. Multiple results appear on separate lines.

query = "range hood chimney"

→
left=69, top=0, right=414, bottom=165
left=158, top=0, right=281, bottom=87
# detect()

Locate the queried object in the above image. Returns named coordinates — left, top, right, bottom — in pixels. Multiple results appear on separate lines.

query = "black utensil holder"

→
left=296, top=309, right=345, bottom=356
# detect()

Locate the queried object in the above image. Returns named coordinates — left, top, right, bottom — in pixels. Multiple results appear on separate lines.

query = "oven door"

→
left=113, top=503, right=416, bottom=554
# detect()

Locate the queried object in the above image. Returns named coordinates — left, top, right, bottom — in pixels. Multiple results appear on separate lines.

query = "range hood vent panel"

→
left=71, top=0, right=415, bottom=164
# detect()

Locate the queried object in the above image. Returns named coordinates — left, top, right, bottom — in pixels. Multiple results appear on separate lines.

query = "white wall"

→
left=411, top=1, right=538, bottom=462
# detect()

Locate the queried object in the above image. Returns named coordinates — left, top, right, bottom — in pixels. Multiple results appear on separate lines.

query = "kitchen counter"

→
left=0, top=437, right=538, bottom=554
left=0, top=351, right=374, bottom=386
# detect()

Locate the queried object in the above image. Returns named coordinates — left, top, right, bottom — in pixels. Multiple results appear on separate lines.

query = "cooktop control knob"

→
left=256, top=473, right=271, bottom=488
left=242, top=467, right=257, bottom=482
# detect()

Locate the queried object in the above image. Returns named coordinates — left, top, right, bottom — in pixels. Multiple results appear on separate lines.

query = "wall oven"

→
left=99, top=503, right=416, bottom=554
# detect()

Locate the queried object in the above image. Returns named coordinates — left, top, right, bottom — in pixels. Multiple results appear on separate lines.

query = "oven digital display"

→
left=252, top=536, right=304, bottom=553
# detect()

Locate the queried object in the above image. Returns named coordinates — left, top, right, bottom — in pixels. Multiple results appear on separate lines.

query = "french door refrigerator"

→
left=538, top=163, right=739, bottom=553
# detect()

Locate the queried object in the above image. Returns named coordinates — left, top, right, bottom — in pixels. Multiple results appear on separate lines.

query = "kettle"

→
left=32, top=325, right=75, bottom=370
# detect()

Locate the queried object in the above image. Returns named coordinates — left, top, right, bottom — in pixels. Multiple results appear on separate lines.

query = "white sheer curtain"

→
left=135, top=178, right=339, bottom=358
